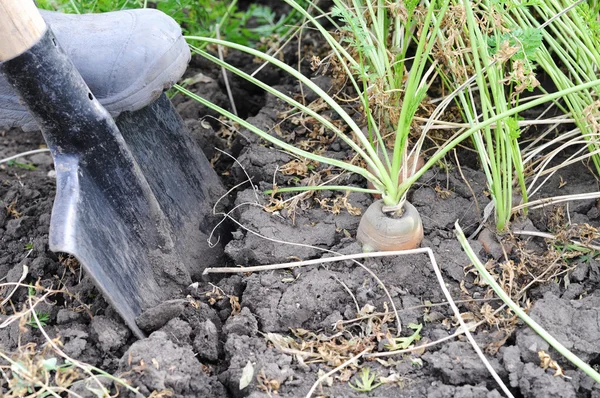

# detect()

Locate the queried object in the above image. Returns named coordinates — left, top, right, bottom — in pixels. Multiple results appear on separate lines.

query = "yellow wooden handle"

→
left=0, top=0, right=47, bottom=62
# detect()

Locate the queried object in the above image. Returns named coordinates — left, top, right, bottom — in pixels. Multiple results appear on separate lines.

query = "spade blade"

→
left=1, top=27, right=223, bottom=338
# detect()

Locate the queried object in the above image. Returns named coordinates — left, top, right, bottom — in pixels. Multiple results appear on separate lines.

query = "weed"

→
left=6, top=160, right=36, bottom=170
left=24, top=242, right=34, bottom=251
left=38, top=0, right=301, bottom=47
left=506, top=0, right=600, bottom=176
left=26, top=312, right=50, bottom=329
left=1, top=345, right=78, bottom=398
left=348, top=367, right=381, bottom=393
left=37, top=0, right=144, bottom=13
left=384, top=323, right=422, bottom=350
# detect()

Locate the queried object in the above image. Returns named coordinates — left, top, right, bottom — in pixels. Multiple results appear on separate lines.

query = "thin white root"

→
left=512, top=192, right=600, bottom=212
left=0, top=148, right=50, bottom=165
left=512, top=230, right=600, bottom=251
left=427, top=247, right=514, bottom=397
left=213, top=212, right=403, bottom=334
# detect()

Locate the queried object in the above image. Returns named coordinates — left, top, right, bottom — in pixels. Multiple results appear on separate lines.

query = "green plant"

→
left=183, top=0, right=455, bottom=251
left=424, top=0, right=600, bottom=231
left=349, top=367, right=382, bottom=393
left=160, top=0, right=301, bottom=45
left=384, top=322, right=422, bottom=350
left=6, top=160, right=36, bottom=170
left=433, top=0, right=542, bottom=231
left=36, top=0, right=145, bottom=13
left=26, top=312, right=50, bottom=329
left=506, top=0, right=600, bottom=175
left=181, top=0, right=600, bottom=251
left=24, top=243, right=34, bottom=250
left=187, top=0, right=451, bottom=207
left=2, top=354, right=74, bottom=397
left=455, top=220, right=600, bottom=384
left=38, top=0, right=300, bottom=47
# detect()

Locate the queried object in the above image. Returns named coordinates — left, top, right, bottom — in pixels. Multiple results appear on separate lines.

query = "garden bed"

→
left=1, top=42, right=600, bottom=397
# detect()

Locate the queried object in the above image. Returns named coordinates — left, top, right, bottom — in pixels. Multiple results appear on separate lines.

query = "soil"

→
left=2, top=40, right=600, bottom=398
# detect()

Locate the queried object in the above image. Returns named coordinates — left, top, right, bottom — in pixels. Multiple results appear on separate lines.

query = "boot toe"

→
left=46, top=8, right=191, bottom=114
left=100, top=9, right=191, bottom=113
left=0, top=9, right=190, bottom=131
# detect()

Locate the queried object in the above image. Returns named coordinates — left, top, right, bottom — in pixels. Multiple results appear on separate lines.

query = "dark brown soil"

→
left=2, top=48, right=600, bottom=398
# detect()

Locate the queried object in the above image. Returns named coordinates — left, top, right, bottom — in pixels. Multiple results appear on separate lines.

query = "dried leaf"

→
left=337, top=368, right=354, bottom=382
left=317, top=369, right=334, bottom=387
left=538, top=351, right=564, bottom=377
left=379, top=373, right=402, bottom=384
left=360, top=304, right=376, bottom=314
left=239, top=361, right=254, bottom=390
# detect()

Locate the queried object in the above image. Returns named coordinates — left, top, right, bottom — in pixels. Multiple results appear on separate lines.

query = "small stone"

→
left=223, top=307, right=258, bottom=336
left=5, top=218, right=25, bottom=238
left=29, top=257, right=51, bottom=279
left=62, top=328, right=88, bottom=358
left=5, top=264, right=25, bottom=284
left=477, top=228, right=505, bottom=260
left=119, top=331, right=227, bottom=397
left=501, top=345, right=523, bottom=388
left=193, top=319, right=220, bottom=362
left=587, top=206, right=600, bottom=220
left=64, top=337, right=87, bottom=358
left=519, top=362, right=576, bottom=397
left=90, top=316, right=130, bottom=352
left=29, top=153, right=53, bottom=167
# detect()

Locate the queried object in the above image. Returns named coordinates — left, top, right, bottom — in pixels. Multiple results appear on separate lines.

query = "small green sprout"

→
left=384, top=323, right=422, bottom=350
left=41, top=357, right=74, bottom=372
left=27, top=312, right=50, bottom=329
left=6, top=160, right=36, bottom=170
left=411, top=357, right=424, bottom=368
left=349, top=367, right=382, bottom=393
left=27, top=285, right=36, bottom=297
left=24, top=242, right=34, bottom=250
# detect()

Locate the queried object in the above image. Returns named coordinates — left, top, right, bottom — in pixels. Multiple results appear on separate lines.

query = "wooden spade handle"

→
left=0, top=0, right=47, bottom=62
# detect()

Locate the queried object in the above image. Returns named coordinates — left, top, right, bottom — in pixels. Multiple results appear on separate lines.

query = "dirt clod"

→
left=119, top=331, right=226, bottom=397
left=136, top=299, right=187, bottom=333
left=193, top=319, right=220, bottom=362
left=423, top=341, right=506, bottom=385
left=223, top=307, right=258, bottom=336
left=91, top=315, right=131, bottom=353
